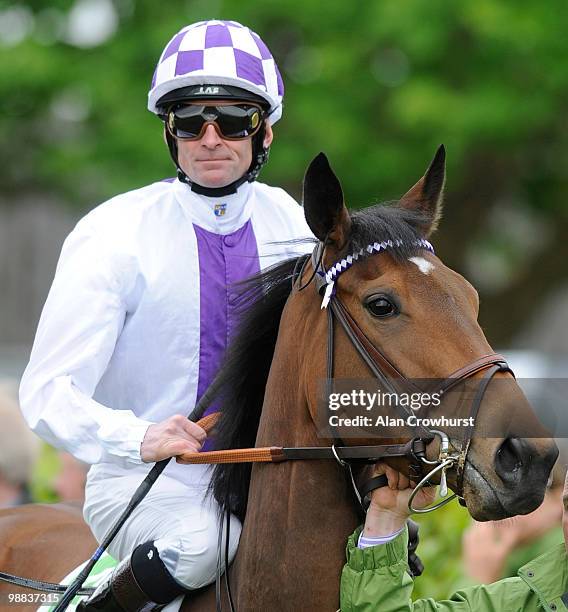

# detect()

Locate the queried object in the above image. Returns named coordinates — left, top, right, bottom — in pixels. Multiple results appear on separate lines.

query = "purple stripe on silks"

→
left=160, top=177, right=177, bottom=183
left=234, top=49, right=266, bottom=86
left=162, top=30, right=186, bottom=61
left=175, top=50, right=204, bottom=76
left=205, top=23, right=232, bottom=48
left=193, top=221, right=260, bottom=450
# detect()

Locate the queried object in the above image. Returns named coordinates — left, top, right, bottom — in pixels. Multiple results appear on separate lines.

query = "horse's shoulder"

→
left=1, top=500, right=80, bottom=513
left=0, top=502, right=93, bottom=551
left=0, top=501, right=86, bottom=525
left=0, top=502, right=96, bottom=586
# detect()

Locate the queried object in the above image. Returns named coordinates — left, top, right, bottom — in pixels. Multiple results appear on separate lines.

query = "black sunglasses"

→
left=166, top=103, right=265, bottom=141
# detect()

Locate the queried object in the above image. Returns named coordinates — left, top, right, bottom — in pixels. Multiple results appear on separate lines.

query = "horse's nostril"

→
left=496, top=437, right=524, bottom=474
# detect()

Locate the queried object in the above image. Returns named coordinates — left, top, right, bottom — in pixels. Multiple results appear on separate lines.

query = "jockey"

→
left=19, top=20, right=312, bottom=611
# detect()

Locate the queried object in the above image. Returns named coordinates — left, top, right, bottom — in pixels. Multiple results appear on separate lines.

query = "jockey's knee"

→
left=154, top=513, right=242, bottom=589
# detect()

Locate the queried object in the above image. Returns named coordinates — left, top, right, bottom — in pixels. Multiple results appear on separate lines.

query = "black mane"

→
left=209, top=203, right=429, bottom=521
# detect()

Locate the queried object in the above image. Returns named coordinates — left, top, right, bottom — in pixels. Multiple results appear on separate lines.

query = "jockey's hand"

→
left=363, top=463, right=437, bottom=538
left=140, top=415, right=206, bottom=462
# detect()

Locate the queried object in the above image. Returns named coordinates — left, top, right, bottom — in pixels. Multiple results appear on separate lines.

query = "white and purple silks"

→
left=19, top=178, right=313, bottom=493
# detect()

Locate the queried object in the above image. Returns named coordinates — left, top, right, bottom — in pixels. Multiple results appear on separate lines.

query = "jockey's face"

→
left=174, top=101, right=273, bottom=189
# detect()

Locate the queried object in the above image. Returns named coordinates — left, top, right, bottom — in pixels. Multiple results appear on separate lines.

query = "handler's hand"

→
left=141, top=415, right=206, bottom=462
left=363, top=463, right=437, bottom=538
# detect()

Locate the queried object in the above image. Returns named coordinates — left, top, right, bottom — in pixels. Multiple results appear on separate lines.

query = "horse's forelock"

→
left=349, top=203, right=432, bottom=262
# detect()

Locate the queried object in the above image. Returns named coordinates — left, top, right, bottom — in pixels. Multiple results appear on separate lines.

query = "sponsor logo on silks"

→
left=214, top=203, right=227, bottom=217
left=197, top=86, right=220, bottom=95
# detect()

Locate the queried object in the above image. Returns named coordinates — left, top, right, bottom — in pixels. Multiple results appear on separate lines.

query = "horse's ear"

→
left=399, top=145, right=446, bottom=237
left=303, top=153, right=351, bottom=248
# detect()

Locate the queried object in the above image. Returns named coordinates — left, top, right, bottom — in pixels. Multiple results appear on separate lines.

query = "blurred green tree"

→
left=2, top=0, right=568, bottom=338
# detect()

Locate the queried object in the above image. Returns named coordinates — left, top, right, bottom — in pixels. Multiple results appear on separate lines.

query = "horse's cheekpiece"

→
left=309, top=238, right=513, bottom=513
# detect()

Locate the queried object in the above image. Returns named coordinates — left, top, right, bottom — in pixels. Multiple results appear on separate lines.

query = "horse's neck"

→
left=232, top=346, right=360, bottom=610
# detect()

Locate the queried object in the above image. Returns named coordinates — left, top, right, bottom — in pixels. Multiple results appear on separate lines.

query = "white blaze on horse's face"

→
left=408, top=256, right=435, bottom=275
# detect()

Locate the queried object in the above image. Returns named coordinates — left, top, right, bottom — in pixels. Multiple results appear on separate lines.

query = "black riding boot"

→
left=77, top=542, right=187, bottom=612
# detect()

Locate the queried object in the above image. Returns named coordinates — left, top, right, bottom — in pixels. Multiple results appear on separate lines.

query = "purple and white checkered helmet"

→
left=148, top=20, right=284, bottom=125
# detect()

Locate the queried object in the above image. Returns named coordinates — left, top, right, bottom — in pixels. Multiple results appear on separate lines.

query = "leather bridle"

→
left=307, top=240, right=514, bottom=512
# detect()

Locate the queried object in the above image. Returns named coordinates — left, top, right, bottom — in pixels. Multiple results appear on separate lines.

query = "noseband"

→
left=308, top=240, right=513, bottom=512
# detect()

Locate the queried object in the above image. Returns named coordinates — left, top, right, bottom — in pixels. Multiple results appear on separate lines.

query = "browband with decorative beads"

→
left=319, top=238, right=435, bottom=309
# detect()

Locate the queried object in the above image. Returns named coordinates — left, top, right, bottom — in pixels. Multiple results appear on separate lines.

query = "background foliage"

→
left=2, top=0, right=567, bottom=601
left=413, top=502, right=474, bottom=600
left=2, top=0, right=568, bottom=343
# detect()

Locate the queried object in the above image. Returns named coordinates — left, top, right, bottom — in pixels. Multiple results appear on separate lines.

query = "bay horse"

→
left=0, top=147, right=557, bottom=611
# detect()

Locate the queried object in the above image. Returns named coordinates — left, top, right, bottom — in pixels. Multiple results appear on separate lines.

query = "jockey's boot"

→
left=77, top=541, right=187, bottom=612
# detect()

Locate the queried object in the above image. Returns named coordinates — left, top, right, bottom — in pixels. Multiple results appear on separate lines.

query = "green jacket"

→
left=340, top=526, right=568, bottom=612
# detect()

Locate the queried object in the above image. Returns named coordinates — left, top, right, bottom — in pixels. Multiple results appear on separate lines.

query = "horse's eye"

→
left=366, top=296, right=397, bottom=318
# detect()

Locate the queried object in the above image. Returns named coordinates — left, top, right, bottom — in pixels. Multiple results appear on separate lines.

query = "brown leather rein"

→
left=180, top=241, right=514, bottom=514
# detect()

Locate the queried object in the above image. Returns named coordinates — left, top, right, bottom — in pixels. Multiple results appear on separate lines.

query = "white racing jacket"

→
left=20, top=178, right=313, bottom=490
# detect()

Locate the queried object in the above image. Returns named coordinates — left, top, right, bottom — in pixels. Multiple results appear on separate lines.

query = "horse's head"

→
left=299, top=146, right=558, bottom=520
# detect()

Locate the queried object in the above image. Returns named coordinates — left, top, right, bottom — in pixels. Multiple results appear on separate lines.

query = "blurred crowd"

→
left=0, top=379, right=87, bottom=507
left=0, top=379, right=39, bottom=506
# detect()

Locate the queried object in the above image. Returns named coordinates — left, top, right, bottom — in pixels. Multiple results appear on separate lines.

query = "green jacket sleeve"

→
left=340, top=526, right=568, bottom=612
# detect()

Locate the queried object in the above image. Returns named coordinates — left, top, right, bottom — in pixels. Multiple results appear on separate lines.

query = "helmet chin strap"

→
left=165, top=126, right=269, bottom=198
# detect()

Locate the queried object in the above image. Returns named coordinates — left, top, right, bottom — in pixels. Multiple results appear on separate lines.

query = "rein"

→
left=0, top=240, right=514, bottom=611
